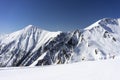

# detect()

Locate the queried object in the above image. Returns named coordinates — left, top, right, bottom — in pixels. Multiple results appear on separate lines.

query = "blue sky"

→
left=0, top=0, right=120, bottom=33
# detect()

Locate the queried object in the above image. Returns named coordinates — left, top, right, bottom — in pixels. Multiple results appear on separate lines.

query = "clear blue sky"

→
left=0, top=0, right=120, bottom=33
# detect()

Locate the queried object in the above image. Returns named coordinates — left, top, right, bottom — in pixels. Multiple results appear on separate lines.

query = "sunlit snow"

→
left=0, top=59, right=120, bottom=80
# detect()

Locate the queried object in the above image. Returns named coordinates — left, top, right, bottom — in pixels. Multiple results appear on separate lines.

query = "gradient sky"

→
left=0, top=0, right=120, bottom=33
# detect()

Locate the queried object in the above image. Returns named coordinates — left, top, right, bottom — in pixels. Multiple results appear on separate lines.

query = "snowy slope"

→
left=72, top=18, right=120, bottom=62
left=1, top=18, right=120, bottom=67
left=0, top=59, right=120, bottom=80
left=0, top=25, right=60, bottom=67
left=31, top=18, right=120, bottom=65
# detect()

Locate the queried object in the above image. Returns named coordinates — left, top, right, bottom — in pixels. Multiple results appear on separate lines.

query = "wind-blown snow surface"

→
left=0, top=59, right=120, bottom=80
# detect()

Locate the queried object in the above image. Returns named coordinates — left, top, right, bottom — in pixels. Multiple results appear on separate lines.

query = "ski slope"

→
left=0, top=59, right=120, bottom=80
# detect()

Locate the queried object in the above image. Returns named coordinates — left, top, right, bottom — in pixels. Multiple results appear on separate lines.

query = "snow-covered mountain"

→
left=0, top=25, right=60, bottom=67
left=0, top=18, right=120, bottom=67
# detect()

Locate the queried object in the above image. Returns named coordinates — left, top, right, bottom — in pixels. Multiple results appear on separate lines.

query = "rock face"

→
left=0, top=18, right=120, bottom=67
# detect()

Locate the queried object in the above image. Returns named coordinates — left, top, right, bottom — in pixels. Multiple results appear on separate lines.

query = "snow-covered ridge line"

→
left=85, top=18, right=120, bottom=31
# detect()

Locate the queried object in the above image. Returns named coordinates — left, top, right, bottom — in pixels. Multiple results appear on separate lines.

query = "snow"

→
left=0, top=25, right=60, bottom=52
left=1, top=18, right=120, bottom=79
left=71, top=18, right=120, bottom=62
left=84, top=19, right=101, bottom=30
left=30, top=51, right=47, bottom=66
left=0, top=25, right=61, bottom=66
left=1, top=18, right=120, bottom=67
left=0, top=59, right=120, bottom=80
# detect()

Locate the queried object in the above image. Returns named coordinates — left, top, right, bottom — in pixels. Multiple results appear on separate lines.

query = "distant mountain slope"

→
left=0, top=18, right=120, bottom=67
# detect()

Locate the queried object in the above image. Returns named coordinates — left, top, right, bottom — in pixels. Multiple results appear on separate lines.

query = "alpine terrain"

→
left=0, top=18, right=120, bottom=67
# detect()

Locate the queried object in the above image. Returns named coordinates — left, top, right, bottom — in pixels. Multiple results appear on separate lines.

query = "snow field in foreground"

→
left=0, top=59, right=120, bottom=80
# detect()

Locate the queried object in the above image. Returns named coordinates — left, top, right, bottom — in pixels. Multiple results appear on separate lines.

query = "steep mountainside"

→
left=0, top=18, right=120, bottom=67
left=0, top=25, right=60, bottom=67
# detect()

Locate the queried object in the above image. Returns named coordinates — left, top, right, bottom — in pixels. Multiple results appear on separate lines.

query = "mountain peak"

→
left=84, top=18, right=120, bottom=31
left=24, top=25, right=35, bottom=30
left=23, top=25, right=49, bottom=33
left=23, top=25, right=44, bottom=33
left=98, top=18, right=118, bottom=25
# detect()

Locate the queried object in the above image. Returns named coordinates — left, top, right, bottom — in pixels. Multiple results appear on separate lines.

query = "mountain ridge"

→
left=0, top=18, right=120, bottom=67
